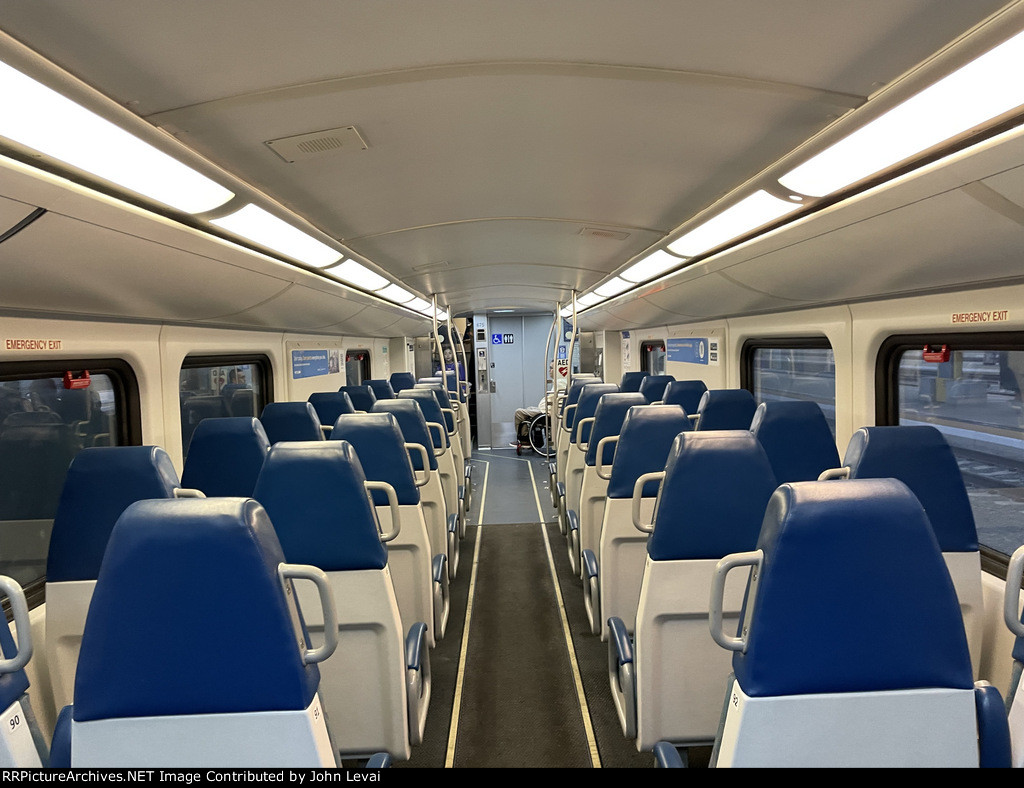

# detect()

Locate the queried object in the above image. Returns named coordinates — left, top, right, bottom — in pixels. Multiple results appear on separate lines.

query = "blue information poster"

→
left=667, top=337, right=715, bottom=365
left=291, top=349, right=330, bottom=379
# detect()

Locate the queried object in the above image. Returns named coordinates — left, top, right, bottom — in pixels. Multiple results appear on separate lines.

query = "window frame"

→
left=345, top=348, right=372, bottom=386
left=0, top=357, right=141, bottom=612
left=877, top=331, right=1024, bottom=578
left=740, top=336, right=834, bottom=395
left=639, top=339, right=667, bottom=375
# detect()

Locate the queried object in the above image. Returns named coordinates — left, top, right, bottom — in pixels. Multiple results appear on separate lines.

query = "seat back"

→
left=630, top=431, right=778, bottom=749
left=714, top=480, right=983, bottom=767
left=843, top=425, right=982, bottom=675
left=45, top=447, right=181, bottom=713
left=749, top=401, right=839, bottom=483
left=260, top=402, right=324, bottom=444
left=180, top=395, right=230, bottom=453
left=365, top=379, right=396, bottom=401
left=599, top=405, right=690, bottom=640
left=661, top=380, right=708, bottom=415
left=371, top=399, right=449, bottom=573
left=338, top=385, right=377, bottom=413
left=253, top=441, right=417, bottom=759
left=330, top=414, right=443, bottom=647
left=180, top=417, right=270, bottom=498
left=619, top=372, right=647, bottom=393
left=0, top=577, right=44, bottom=766
left=307, top=392, right=355, bottom=430
left=695, top=389, right=757, bottom=430
left=389, top=372, right=417, bottom=394
left=638, top=375, right=675, bottom=404
left=70, top=497, right=335, bottom=767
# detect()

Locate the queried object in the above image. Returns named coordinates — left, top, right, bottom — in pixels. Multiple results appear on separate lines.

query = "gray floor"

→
left=397, top=446, right=663, bottom=768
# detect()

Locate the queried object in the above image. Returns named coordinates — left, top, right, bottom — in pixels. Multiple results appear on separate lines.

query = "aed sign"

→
left=556, top=359, right=569, bottom=377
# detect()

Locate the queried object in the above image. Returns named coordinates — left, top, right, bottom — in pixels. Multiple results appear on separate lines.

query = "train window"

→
left=346, top=349, right=371, bottom=386
left=640, top=341, right=666, bottom=375
left=742, top=339, right=836, bottom=435
left=880, top=335, right=1024, bottom=565
left=179, top=355, right=271, bottom=456
left=0, top=359, right=140, bottom=606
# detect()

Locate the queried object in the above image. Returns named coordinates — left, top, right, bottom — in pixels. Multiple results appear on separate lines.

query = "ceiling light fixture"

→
left=210, top=204, right=342, bottom=268
left=780, top=28, right=1024, bottom=197
left=667, top=190, right=799, bottom=258
left=328, top=259, right=389, bottom=291
left=0, top=60, right=233, bottom=214
left=620, top=248, right=687, bottom=283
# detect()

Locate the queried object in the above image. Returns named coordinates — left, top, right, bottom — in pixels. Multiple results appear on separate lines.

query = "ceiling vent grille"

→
left=265, top=126, right=368, bottom=163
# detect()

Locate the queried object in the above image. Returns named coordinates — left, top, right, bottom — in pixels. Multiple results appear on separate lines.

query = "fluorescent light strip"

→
left=594, top=277, right=631, bottom=298
left=0, top=60, right=233, bottom=214
left=330, top=259, right=389, bottom=291
left=211, top=204, right=342, bottom=268
left=780, top=29, right=1024, bottom=197
left=560, top=306, right=574, bottom=318
left=576, top=292, right=605, bottom=307
left=407, top=297, right=431, bottom=311
left=667, top=191, right=798, bottom=258
left=379, top=283, right=416, bottom=304
left=620, top=249, right=686, bottom=283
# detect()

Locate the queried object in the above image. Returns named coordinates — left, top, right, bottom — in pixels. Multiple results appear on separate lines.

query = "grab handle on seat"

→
left=1004, top=546, right=1024, bottom=638
left=595, top=436, right=619, bottom=480
left=174, top=487, right=206, bottom=498
left=0, top=576, right=32, bottom=673
left=817, top=466, right=850, bottom=481
left=561, top=404, right=577, bottom=434
left=425, top=422, right=447, bottom=454
left=405, top=442, right=431, bottom=487
left=278, top=563, right=338, bottom=665
left=710, top=550, right=763, bottom=653
left=632, top=471, right=665, bottom=533
left=365, top=481, right=401, bottom=542
left=575, top=417, right=595, bottom=452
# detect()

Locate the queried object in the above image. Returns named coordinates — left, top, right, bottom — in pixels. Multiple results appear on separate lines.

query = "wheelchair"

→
left=515, top=411, right=551, bottom=456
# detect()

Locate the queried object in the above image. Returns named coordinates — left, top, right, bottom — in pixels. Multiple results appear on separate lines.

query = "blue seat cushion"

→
left=181, top=417, right=270, bottom=498
left=844, top=425, right=977, bottom=552
left=47, top=446, right=180, bottom=582
left=329, top=413, right=420, bottom=505
left=647, top=431, right=777, bottom=561
left=260, top=402, right=323, bottom=443
left=750, top=401, right=840, bottom=484
left=253, top=441, right=387, bottom=571
left=607, top=405, right=691, bottom=499
left=695, top=389, right=758, bottom=430
left=73, top=498, right=319, bottom=721
left=733, top=479, right=974, bottom=697
left=585, top=393, right=647, bottom=467
left=371, top=400, right=439, bottom=471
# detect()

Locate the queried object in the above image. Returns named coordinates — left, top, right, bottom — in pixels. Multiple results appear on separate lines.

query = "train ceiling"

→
left=1, top=1, right=1023, bottom=332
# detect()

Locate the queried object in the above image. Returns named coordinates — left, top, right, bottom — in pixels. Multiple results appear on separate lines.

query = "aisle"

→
left=399, top=448, right=656, bottom=768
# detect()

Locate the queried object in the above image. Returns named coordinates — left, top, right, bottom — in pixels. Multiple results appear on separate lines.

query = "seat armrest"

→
left=432, top=553, right=448, bottom=583
left=566, top=508, right=579, bottom=534
left=406, top=622, right=428, bottom=671
left=582, top=549, right=598, bottom=580
left=976, top=682, right=1011, bottom=768
left=365, top=753, right=392, bottom=769
left=608, top=616, right=633, bottom=666
left=653, top=741, right=685, bottom=768
left=50, top=705, right=73, bottom=768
